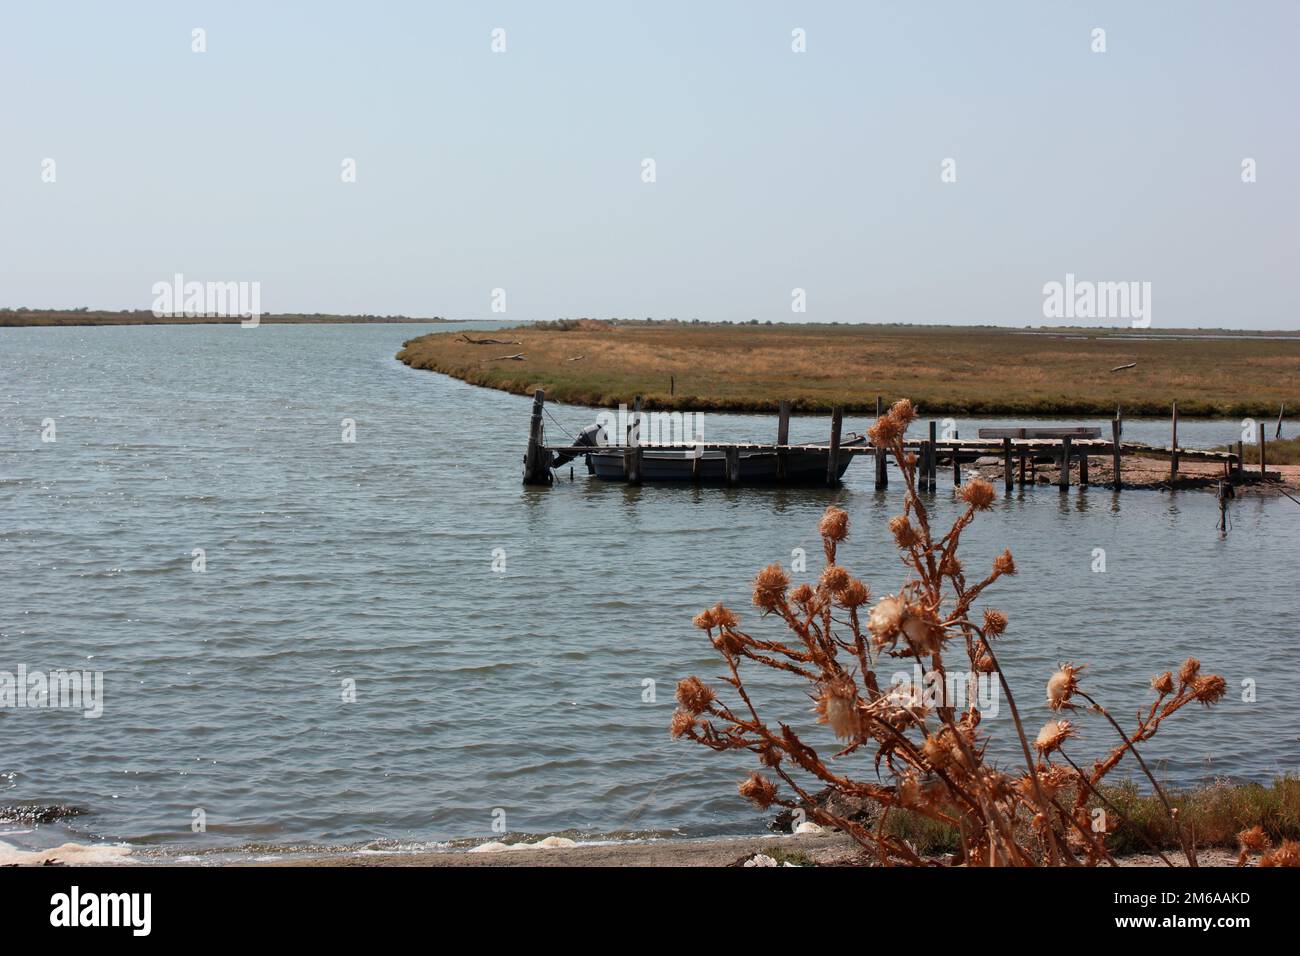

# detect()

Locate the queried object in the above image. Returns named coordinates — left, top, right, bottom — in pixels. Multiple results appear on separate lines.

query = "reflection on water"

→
left=0, top=323, right=1296, bottom=853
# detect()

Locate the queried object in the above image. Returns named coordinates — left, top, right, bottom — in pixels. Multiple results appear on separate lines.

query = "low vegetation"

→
left=879, top=777, right=1300, bottom=857
left=1216, top=435, right=1300, bottom=466
left=397, top=321, right=1300, bottom=417
left=1, top=308, right=449, bottom=326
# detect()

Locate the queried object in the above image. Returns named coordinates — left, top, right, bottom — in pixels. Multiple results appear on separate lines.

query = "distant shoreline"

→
left=0, top=309, right=487, bottom=327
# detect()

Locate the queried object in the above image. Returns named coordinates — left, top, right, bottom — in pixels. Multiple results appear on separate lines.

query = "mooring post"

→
left=951, top=430, right=961, bottom=485
left=777, top=400, right=790, bottom=483
left=1003, top=437, right=1013, bottom=494
left=725, top=447, right=741, bottom=486
left=1259, top=429, right=1267, bottom=479
left=628, top=395, right=642, bottom=447
left=826, top=406, right=843, bottom=487
left=1019, top=451, right=1026, bottom=487
left=928, top=421, right=938, bottom=491
left=1079, top=449, right=1089, bottom=486
left=523, top=388, right=552, bottom=486
left=1059, top=436, right=1072, bottom=491
left=874, top=395, right=887, bottom=489
left=1111, top=418, right=1123, bottom=490
left=1170, top=401, right=1179, bottom=482
left=1235, top=439, right=1244, bottom=484
left=625, top=446, right=643, bottom=485
left=1277, top=403, right=1286, bottom=439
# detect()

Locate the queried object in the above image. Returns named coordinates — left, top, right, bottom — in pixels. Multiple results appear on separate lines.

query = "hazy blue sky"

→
left=2, top=1, right=1296, bottom=327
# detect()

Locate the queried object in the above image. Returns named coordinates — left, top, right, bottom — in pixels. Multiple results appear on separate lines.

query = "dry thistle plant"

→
left=672, top=398, right=1237, bottom=867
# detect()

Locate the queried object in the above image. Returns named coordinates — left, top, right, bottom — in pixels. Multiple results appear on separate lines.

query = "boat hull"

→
left=586, top=438, right=866, bottom=484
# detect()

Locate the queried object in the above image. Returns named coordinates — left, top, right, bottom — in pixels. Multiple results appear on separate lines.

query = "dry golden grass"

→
left=397, top=322, right=1300, bottom=417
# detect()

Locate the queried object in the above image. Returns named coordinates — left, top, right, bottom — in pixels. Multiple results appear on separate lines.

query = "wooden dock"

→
left=523, top=390, right=1265, bottom=490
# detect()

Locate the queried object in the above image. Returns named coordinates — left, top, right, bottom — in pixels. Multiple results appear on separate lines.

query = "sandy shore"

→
left=264, top=836, right=1240, bottom=868
left=974, top=456, right=1300, bottom=495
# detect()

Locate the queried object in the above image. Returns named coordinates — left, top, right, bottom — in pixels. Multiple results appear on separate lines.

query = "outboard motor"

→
left=550, top=422, right=607, bottom=468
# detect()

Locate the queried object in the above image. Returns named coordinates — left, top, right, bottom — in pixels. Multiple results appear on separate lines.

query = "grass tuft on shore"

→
left=879, top=777, right=1300, bottom=857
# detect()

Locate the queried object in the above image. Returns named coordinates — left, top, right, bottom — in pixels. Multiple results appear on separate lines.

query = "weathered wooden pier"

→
left=523, top=390, right=1267, bottom=490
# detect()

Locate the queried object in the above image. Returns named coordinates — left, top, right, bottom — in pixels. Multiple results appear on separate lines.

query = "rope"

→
left=542, top=404, right=576, bottom=440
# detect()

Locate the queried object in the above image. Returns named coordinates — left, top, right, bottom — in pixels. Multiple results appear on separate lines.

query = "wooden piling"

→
left=1019, top=452, right=1027, bottom=487
left=1111, top=418, right=1122, bottom=490
left=1277, top=403, right=1286, bottom=440
left=1170, top=401, right=1179, bottom=482
left=1079, top=452, right=1089, bottom=486
left=725, top=447, right=741, bottom=486
left=874, top=396, right=887, bottom=489
left=1059, top=436, right=1071, bottom=491
left=777, top=400, right=790, bottom=482
left=1259, top=429, right=1267, bottom=479
left=928, top=421, right=938, bottom=491
left=826, top=406, right=843, bottom=487
left=1003, top=438, right=1013, bottom=494
left=523, top=388, right=553, bottom=486
left=952, top=430, right=961, bottom=485
left=628, top=395, right=642, bottom=446
left=1235, top=439, right=1244, bottom=484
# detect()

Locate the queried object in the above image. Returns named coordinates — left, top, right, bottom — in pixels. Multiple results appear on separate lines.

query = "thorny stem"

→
left=1077, top=690, right=1198, bottom=868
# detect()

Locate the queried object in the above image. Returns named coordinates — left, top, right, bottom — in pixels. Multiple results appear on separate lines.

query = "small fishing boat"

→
left=550, top=424, right=867, bottom=484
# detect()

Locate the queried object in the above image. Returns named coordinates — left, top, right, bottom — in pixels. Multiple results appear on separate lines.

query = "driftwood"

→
left=491, top=352, right=525, bottom=361
left=1110, top=362, right=1137, bottom=372
left=566, top=355, right=585, bottom=362
left=459, top=334, right=521, bottom=345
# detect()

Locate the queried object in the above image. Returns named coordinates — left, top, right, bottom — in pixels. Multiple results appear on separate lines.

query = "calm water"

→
left=1, top=324, right=1296, bottom=857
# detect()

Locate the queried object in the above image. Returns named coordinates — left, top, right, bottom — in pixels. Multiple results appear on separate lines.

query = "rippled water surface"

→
left=2, top=324, right=1297, bottom=854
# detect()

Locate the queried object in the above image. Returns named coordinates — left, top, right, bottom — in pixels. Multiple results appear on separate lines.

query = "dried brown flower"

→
left=669, top=710, right=696, bottom=738
left=752, top=563, right=789, bottom=611
left=1046, top=663, right=1084, bottom=711
left=1191, top=674, right=1227, bottom=706
left=867, top=595, right=906, bottom=645
left=889, top=515, right=920, bottom=549
left=1034, top=719, right=1075, bottom=755
left=1260, top=840, right=1300, bottom=867
left=982, top=608, right=1008, bottom=638
left=1179, top=657, right=1201, bottom=686
left=992, top=549, right=1017, bottom=576
left=819, top=506, right=849, bottom=543
left=675, top=676, right=715, bottom=716
left=838, top=578, right=870, bottom=609
left=1238, top=824, right=1270, bottom=853
left=815, top=676, right=862, bottom=740
left=960, top=478, right=997, bottom=510
left=737, top=772, right=779, bottom=810
left=1151, top=671, right=1174, bottom=695
left=819, top=564, right=851, bottom=595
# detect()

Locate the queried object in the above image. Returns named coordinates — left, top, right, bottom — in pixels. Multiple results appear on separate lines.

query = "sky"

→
left=1, top=1, right=1296, bottom=328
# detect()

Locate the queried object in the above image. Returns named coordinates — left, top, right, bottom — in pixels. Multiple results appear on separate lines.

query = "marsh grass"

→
left=1215, top=435, right=1300, bottom=465
left=398, top=322, right=1300, bottom=417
